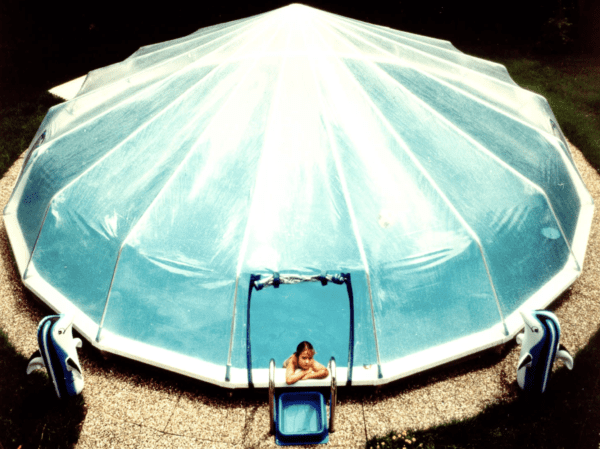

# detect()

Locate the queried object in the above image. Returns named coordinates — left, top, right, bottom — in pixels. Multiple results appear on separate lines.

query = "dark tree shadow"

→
left=369, top=325, right=600, bottom=449
left=0, top=330, right=87, bottom=449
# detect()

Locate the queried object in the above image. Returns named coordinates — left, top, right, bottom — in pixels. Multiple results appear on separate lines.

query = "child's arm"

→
left=285, top=355, right=306, bottom=385
left=301, top=360, right=329, bottom=380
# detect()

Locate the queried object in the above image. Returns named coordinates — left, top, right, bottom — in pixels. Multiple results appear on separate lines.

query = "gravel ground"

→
left=1, top=140, right=598, bottom=448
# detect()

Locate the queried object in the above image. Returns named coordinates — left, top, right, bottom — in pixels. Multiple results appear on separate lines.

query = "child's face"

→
left=298, top=350, right=314, bottom=370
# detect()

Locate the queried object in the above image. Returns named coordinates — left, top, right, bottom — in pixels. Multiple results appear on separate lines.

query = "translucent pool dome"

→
left=4, top=3, right=594, bottom=388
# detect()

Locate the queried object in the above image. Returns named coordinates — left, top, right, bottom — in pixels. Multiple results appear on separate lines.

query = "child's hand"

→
left=302, top=369, right=316, bottom=379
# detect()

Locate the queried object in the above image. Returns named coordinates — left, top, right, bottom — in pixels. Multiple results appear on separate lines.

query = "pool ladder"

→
left=269, top=357, right=337, bottom=435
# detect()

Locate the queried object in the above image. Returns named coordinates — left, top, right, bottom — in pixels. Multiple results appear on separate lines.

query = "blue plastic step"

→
left=276, top=391, right=329, bottom=445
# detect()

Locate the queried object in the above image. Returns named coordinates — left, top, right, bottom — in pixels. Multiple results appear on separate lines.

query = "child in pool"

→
left=284, top=341, right=329, bottom=385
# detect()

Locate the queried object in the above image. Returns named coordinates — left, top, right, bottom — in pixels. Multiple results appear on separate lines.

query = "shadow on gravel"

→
left=0, top=330, right=87, bottom=449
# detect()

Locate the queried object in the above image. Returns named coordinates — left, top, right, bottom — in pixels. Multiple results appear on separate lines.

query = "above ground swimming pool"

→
left=3, top=4, right=594, bottom=388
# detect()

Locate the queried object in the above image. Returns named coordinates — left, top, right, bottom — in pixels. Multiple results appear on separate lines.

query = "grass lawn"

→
left=0, top=49, right=599, bottom=449
left=501, top=55, right=600, bottom=171
left=0, top=91, right=62, bottom=177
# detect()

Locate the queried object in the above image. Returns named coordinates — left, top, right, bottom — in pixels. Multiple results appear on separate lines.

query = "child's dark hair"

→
left=295, top=341, right=315, bottom=358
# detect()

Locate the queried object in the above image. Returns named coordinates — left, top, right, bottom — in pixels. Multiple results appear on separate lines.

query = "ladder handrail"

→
left=329, top=357, right=337, bottom=433
left=269, top=358, right=276, bottom=435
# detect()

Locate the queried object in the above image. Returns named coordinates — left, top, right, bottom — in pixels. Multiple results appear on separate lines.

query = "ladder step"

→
left=276, top=391, right=329, bottom=445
